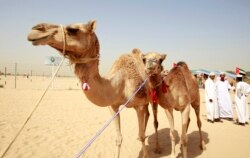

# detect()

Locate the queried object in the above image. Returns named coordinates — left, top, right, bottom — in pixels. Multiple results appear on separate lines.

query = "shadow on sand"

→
left=137, top=128, right=209, bottom=158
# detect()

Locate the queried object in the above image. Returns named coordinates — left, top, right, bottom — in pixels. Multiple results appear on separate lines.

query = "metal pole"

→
left=51, top=64, right=54, bottom=89
left=15, top=63, right=17, bottom=89
left=30, top=70, right=32, bottom=82
left=5, top=67, right=6, bottom=77
left=4, top=67, right=6, bottom=85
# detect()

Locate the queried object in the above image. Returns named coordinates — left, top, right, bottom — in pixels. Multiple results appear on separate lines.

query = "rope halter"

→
left=60, top=25, right=99, bottom=64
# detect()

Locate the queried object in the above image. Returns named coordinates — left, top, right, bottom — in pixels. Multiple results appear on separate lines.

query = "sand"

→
left=0, top=76, right=250, bottom=158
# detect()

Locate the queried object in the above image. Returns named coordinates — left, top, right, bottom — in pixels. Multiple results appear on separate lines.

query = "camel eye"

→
left=66, top=27, right=79, bottom=35
left=143, top=58, right=146, bottom=64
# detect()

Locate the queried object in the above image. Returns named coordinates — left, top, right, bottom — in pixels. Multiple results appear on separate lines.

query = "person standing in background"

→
left=235, top=75, right=250, bottom=126
left=205, top=72, right=220, bottom=123
left=216, top=72, right=234, bottom=120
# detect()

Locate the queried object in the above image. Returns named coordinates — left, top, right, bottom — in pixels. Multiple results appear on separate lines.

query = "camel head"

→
left=142, top=52, right=166, bottom=76
left=27, top=20, right=99, bottom=60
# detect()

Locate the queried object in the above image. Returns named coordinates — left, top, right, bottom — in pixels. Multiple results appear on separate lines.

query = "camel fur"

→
left=142, top=52, right=206, bottom=158
left=27, top=20, right=150, bottom=158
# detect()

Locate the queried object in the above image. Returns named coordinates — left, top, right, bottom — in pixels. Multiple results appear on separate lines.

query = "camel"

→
left=27, top=20, right=150, bottom=157
left=142, top=52, right=205, bottom=158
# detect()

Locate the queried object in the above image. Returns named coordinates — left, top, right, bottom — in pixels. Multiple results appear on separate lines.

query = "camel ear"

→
left=159, top=54, right=167, bottom=64
left=87, top=20, right=96, bottom=32
left=161, top=54, right=167, bottom=60
left=141, top=54, right=146, bottom=64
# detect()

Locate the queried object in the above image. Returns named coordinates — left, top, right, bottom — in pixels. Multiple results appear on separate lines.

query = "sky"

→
left=0, top=0, right=250, bottom=75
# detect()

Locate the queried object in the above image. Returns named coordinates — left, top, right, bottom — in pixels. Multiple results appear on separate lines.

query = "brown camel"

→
left=27, top=20, right=150, bottom=158
left=142, top=52, right=205, bottom=158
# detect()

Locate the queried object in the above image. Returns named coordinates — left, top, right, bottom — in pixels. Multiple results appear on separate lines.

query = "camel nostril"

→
left=146, top=65, right=153, bottom=70
left=32, top=24, right=46, bottom=31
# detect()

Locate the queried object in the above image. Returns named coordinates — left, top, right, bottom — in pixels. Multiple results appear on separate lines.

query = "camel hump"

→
left=132, top=48, right=142, bottom=55
left=176, top=61, right=190, bottom=71
left=176, top=61, right=187, bottom=67
left=131, top=48, right=144, bottom=60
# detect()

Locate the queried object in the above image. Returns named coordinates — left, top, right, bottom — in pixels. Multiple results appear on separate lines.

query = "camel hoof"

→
left=142, top=155, right=148, bottom=158
left=154, top=148, right=161, bottom=154
left=170, top=153, right=176, bottom=158
left=200, top=141, right=206, bottom=150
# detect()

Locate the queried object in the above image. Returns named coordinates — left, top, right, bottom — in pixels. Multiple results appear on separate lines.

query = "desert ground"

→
left=0, top=76, right=250, bottom=158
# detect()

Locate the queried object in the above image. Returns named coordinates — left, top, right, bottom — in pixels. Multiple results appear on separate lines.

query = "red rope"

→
left=148, top=80, right=167, bottom=104
left=148, top=88, right=158, bottom=104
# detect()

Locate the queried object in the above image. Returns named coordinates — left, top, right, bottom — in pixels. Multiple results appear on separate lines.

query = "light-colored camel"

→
left=142, top=52, right=205, bottom=158
left=27, top=20, right=150, bottom=157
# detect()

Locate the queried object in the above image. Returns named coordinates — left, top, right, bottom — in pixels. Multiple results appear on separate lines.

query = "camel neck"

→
left=74, top=57, right=116, bottom=107
left=148, top=74, right=162, bottom=89
left=73, top=33, right=100, bottom=82
left=72, top=36, right=118, bottom=107
left=75, top=61, right=100, bottom=82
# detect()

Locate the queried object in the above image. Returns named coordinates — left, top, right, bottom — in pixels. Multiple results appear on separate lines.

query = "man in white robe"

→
left=235, top=75, right=250, bottom=125
left=205, top=72, right=219, bottom=122
left=216, top=72, right=234, bottom=120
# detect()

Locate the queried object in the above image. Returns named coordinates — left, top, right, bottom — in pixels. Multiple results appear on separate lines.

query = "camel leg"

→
left=165, top=108, right=176, bottom=158
left=192, top=104, right=206, bottom=150
left=181, top=105, right=190, bottom=158
left=186, top=117, right=191, bottom=132
left=135, top=105, right=148, bottom=158
left=109, top=106, right=122, bottom=158
left=151, top=103, right=161, bottom=154
left=144, top=104, right=150, bottom=132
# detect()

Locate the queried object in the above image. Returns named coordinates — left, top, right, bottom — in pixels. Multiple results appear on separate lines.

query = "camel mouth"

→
left=28, top=35, right=51, bottom=45
left=145, top=68, right=161, bottom=76
left=27, top=29, right=56, bottom=45
left=145, top=69, right=155, bottom=75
